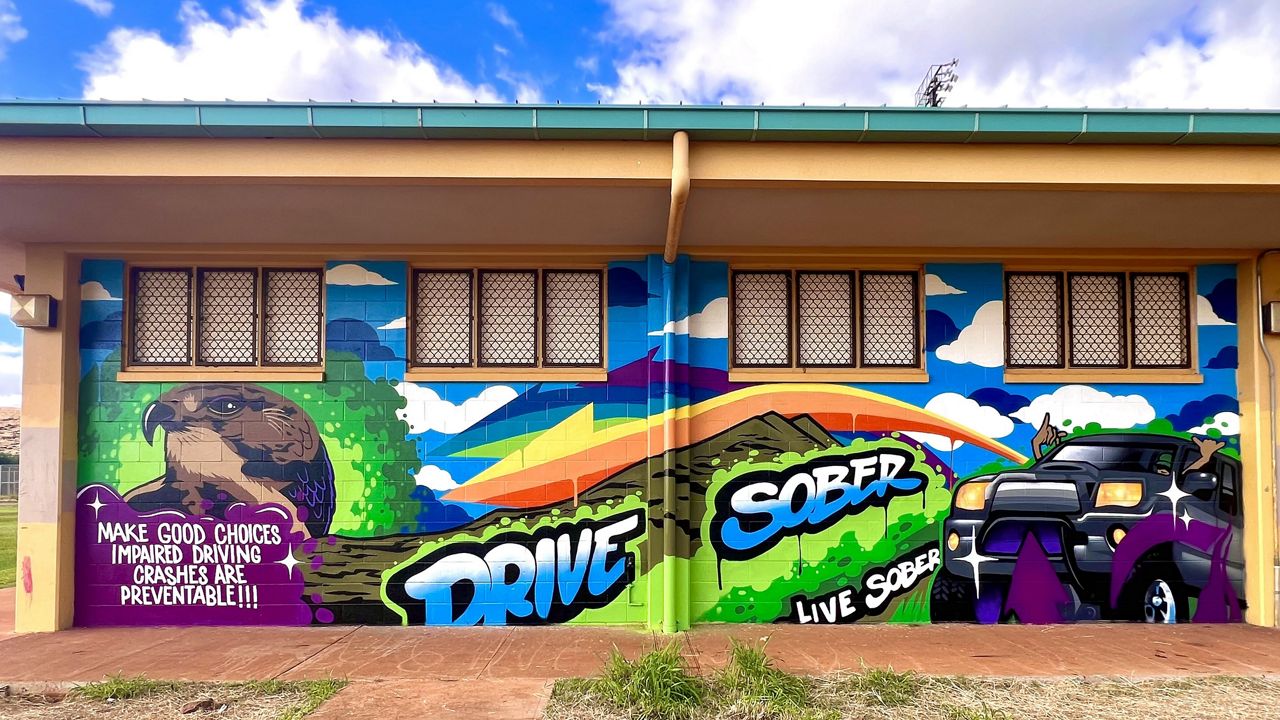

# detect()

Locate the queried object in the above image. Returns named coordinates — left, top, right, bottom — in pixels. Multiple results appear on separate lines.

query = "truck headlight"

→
left=1096, top=481, right=1143, bottom=508
left=955, top=481, right=991, bottom=511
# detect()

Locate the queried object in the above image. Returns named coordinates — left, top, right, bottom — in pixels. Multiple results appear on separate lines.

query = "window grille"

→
left=1131, top=273, right=1190, bottom=368
left=1005, top=272, right=1064, bottom=368
left=410, top=268, right=605, bottom=370
left=733, top=272, right=792, bottom=367
left=197, top=269, right=258, bottom=365
left=1068, top=273, right=1125, bottom=368
left=1005, top=270, right=1191, bottom=371
left=544, top=270, right=602, bottom=367
left=412, top=270, right=473, bottom=366
left=797, top=272, right=854, bottom=366
left=128, top=266, right=322, bottom=368
left=859, top=272, right=919, bottom=367
left=478, top=271, right=538, bottom=366
left=731, top=269, right=921, bottom=370
left=130, top=269, right=192, bottom=365
left=264, top=270, right=323, bottom=365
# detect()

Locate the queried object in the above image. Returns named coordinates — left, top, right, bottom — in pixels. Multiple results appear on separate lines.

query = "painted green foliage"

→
left=696, top=436, right=950, bottom=624
left=77, top=350, right=421, bottom=537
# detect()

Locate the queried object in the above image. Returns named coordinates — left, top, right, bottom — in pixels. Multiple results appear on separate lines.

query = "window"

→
left=1217, top=461, right=1239, bottom=517
left=411, top=268, right=603, bottom=369
left=731, top=269, right=920, bottom=369
left=1005, top=271, right=1191, bottom=370
left=128, top=266, right=323, bottom=368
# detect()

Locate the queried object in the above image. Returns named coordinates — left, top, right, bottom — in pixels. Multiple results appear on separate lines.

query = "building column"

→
left=14, top=246, right=79, bottom=632
left=1242, top=256, right=1279, bottom=627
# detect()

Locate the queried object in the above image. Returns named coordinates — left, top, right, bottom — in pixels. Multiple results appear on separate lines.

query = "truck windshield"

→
left=1043, top=443, right=1176, bottom=474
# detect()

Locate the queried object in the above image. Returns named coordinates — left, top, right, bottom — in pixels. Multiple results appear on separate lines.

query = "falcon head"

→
left=143, top=384, right=320, bottom=461
left=141, top=383, right=334, bottom=536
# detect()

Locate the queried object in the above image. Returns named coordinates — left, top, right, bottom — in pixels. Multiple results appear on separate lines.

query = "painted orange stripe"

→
left=444, top=387, right=1026, bottom=508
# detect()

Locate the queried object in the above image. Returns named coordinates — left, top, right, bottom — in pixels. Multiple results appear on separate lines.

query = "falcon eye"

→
left=206, top=397, right=244, bottom=416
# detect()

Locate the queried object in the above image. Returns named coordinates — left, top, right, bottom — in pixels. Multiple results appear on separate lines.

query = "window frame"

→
left=1003, top=268, right=1197, bottom=383
left=127, top=266, right=194, bottom=368
left=122, top=264, right=325, bottom=379
left=407, top=266, right=607, bottom=380
left=729, top=267, right=925, bottom=381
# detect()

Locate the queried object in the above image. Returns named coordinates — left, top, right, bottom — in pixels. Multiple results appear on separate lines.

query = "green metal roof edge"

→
left=2, top=100, right=1280, bottom=144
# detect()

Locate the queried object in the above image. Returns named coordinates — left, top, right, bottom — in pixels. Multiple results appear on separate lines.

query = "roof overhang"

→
left=4, top=102, right=1280, bottom=292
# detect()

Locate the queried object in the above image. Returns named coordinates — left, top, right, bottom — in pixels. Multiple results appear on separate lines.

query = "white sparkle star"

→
left=957, top=527, right=991, bottom=599
left=87, top=492, right=106, bottom=518
left=1179, top=509, right=1194, bottom=530
left=1156, top=478, right=1192, bottom=527
left=276, top=545, right=300, bottom=579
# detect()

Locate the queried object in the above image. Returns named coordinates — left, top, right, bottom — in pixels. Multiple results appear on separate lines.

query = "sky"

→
left=1, top=0, right=1279, bottom=406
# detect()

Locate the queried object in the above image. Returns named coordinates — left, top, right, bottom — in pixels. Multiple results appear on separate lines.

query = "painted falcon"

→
left=124, top=383, right=335, bottom=538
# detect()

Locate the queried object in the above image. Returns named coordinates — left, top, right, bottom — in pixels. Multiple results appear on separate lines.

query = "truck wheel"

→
left=929, top=567, right=977, bottom=622
left=1117, top=565, right=1190, bottom=624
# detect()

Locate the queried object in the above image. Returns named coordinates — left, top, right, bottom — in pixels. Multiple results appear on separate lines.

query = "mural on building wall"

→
left=73, top=257, right=1245, bottom=627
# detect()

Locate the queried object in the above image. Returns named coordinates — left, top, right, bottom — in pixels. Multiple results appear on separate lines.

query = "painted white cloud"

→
left=1197, top=295, right=1233, bottom=326
left=925, top=274, right=964, bottom=296
left=414, top=464, right=460, bottom=492
left=326, top=263, right=397, bottom=287
left=1011, top=385, right=1156, bottom=431
left=593, top=1, right=1280, bottom=109
left=81, top=0, right=506, bottom=102
left=80, top=280, right=121, bottom=301
left=1189, top=411, right=1240, bottom=436
left=648, top=297, right=728, bottom=338
left=377, top=316, right=407, bottom=331
left=73, top=0, right=114, bottom=18
left=908, top=392, right=1014, bottom=452
left=396, top=383, right=519, bottom=435
left=935, top=300, right=1003, bottom=368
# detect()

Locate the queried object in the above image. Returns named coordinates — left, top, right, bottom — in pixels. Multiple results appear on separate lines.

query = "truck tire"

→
left=929, top=567, right=977, bottom=622
left=1116, top=562, right=1191, bottom=624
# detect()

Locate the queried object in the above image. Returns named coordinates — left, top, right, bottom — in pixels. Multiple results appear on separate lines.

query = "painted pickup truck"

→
left=931, top=434, right=1245, bottom=624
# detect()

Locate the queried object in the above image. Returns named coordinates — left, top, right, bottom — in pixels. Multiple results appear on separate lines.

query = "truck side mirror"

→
left=1182, top=471, right=1218, bottom=494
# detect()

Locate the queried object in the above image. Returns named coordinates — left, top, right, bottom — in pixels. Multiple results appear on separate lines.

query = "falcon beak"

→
left=142, top=401, right=176, bottom=445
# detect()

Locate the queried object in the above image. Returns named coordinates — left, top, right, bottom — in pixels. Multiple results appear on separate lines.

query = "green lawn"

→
left=0, top=502, right=15, bottom=588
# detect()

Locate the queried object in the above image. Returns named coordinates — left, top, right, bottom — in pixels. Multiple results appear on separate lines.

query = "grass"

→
left=843, top=666, right=921, bottom=707
left=0, top=675, right=351, bottom=719
left=546, top=645, right=1280, bottom=720
left=578, top=641, right=706, bottom=719
left=0, top=502, right=15, bottom=588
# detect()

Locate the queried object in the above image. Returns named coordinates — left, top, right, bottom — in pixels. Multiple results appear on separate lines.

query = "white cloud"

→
left=1190, top=411, right=1240, bottom=436
left=81, top=0, right=504, bottom=102
left=415, top=464, right=460, bottom=492
left=80, top=280, right=120, bottom=301
left=1198, top=295, right=1233, bottom=326
left=0, top=0, right=26, bottom=61
left=592, top=0, right=1280, bottom=109
left=377, top=316, right=406, bottom=330
left=73, top=0, right=113, bottom=18
left=935, top=300, right=1003, bottom=368
left=1011, top=385, right=1155, bottom=431
left=0, top=338, right=20, bottom=409
left=648, top=297, right=727, bottom=338
left=925, top=274, right=964, bottom=296
left=326, top=263, right=397, bottom=286
left=395, top=383, right=518, bottom=435
left=908, top=392, right=1014, bottom=452
left=486, top=3, right=523, bottom=41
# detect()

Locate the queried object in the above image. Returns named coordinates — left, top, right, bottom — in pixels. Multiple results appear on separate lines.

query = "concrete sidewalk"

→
left=2, top=587, right=1280, bottom=718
